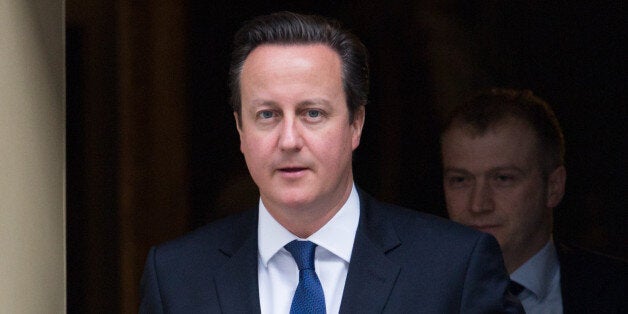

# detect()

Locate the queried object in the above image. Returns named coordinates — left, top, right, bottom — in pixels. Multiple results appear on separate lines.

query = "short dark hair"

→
left=441, top=88, right=565, bottom=176
left=229, top=11, right=369, bottom=123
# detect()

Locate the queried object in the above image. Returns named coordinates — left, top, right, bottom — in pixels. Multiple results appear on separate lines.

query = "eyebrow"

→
left=443, top=166, right=527, bottom=175
left=250, top=98, right=332, bottom=109
left=249, top=99, right=278, bottom=108
left=296, top=98, right=331, bottom=107
left=443, top=168, right=469, bottom=174
left=487, top=166, right=527, bottom=175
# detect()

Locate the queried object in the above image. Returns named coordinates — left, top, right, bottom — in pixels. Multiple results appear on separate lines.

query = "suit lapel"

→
left=209, top=192, right=403, bottom=313
left=339, top=191, right=401, bottom=313
left=556, top=242, right=588, bottom=312
left=213, top=210, right=262, bottom=314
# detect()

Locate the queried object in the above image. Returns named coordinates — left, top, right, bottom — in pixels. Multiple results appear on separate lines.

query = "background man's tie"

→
left=284, top=240, right=326, bottom=314
left=508, top=280, right=525, bottom=297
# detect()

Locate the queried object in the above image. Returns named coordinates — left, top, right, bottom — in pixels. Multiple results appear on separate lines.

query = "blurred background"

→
left=65, top=1, right=626, bottom=313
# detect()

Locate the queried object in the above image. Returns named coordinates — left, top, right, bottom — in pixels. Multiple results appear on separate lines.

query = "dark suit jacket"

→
left=557, top=242, right=627, bottom=314
left=140, top=190, right=522, bottom=313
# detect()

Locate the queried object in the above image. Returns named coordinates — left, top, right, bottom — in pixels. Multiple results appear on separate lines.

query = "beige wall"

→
left=0, top=0, right=65, bottom=312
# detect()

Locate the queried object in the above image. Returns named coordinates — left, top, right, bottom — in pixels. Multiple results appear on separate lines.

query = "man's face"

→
left=236, top=44, right=364, bottom=217
left=441, top=119, right=562, bottom=271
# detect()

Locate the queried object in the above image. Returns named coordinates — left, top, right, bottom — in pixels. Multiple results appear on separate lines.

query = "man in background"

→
left=140, top=12, right=522, bottom=313
left=441, top=88, right=626, bottom=313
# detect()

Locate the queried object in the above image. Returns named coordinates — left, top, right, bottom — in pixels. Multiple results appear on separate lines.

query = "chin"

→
left=269, top=192, right=316, bottom=210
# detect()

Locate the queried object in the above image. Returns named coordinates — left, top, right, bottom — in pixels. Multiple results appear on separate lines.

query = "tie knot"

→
left=285, top=240, right=317, bottom=270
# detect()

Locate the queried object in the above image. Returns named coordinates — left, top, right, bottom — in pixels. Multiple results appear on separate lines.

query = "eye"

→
left=302, top=109, right=326, bottom=122
left=257, top=110, right=275, bottom=119
left=307, top=109, right=321, bottom=118
left=449, top=176, right=464, bottom=183
left=491, top=173, right=517, bottom=187
left=445, top=175, right=471, bottom=188
left=497, top=175, right=513, bottom=181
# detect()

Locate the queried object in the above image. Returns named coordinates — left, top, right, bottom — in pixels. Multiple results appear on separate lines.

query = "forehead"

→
left=242, top=43, right=342, bottom=78
left=239, top=43, right=345, bottom=112
left=442, top=119, right=539, bottom=169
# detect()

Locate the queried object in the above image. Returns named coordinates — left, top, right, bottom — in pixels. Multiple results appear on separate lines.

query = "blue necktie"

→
left=284, top=240, right=326, bottom=314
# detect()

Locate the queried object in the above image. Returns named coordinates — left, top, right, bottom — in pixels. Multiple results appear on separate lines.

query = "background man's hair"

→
left=442, top=88, right=565, bottom=176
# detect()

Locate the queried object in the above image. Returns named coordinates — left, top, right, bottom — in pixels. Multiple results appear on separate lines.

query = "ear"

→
left=351, top=106, right=366, bottom=150
left=234, top=111, right=244, bottom=152
left=546, top=165, right=566, bottom=208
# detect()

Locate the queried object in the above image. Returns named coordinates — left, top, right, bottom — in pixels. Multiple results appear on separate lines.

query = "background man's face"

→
left=441, top=119, right=552, bottom=271
left=236, top=44, right=364, bottom=217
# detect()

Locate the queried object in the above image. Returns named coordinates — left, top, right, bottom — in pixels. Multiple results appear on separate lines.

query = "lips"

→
left=276, top=166, right=309, bottom=179
left=279, top=167, right=307, bottom=172
left=470, top=224, right=500, bottom=233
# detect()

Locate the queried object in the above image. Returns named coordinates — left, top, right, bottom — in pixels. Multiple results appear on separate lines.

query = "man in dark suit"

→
left=441, top=88, right=627, bottom=313
left=140, top=12, right=522, bottom=313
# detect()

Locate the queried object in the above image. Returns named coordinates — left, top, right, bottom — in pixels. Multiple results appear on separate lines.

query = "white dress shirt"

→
left=510, top=239, right=563, bottom=314
left=258, top=184, right=360, bottom=314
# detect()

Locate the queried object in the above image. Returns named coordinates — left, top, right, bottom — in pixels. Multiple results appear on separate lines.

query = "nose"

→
left=278, top=116, right=303, bottom=151
left=469, top=180, right=493, bottom=213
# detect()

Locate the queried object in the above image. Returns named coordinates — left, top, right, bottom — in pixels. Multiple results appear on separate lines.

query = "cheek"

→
left=499, top=186, right=543, bottom=219
left=521, top=190, right=548, bottom=220
left=314, top=130, right=349, bottom=160
left=444, top=191, right=467, bottom=216
left=241, top=136, right=270, bottom=165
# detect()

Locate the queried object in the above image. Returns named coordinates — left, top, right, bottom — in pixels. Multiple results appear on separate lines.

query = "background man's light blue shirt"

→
left=510, top=239, right=563, bottom=314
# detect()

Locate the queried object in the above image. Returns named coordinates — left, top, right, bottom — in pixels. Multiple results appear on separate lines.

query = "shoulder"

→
left=359, top=189, right=486, bottom=244
left=557, top=240, right=627, bottom=279
left=140, top=209, right=257, bottom=312
left=353, top=190, right=516, bottom=312
left=358, top=189, right=500, bottom=264
left=148, top=208, right=257, bottom=267
left=556, top=240, right=627, bottom=311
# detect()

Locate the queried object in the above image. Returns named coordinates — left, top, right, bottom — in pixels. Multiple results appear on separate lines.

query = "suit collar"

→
left=555, top=240, right=589, bottom=312
left=213, top=209, right=262, bottom=313
left=354, top=189, right=401, bottom=252
left=339, top=189, right=402, bottom=313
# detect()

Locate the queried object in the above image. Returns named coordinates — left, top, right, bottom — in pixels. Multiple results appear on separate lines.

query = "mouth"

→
left=277, top=167, right=309, bottom=178
left=469, top=224, right=500, bottom=233
left=279, top=167, right=307, bottom=172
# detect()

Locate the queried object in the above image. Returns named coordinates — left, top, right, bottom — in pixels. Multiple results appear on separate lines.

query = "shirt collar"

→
left=510, top=238, right=560, bottom=299
left=258, top=184, right=360, bottom=267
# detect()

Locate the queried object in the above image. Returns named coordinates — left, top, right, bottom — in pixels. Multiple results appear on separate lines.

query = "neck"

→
left=504, top=234, right=551, bottom=274
left=282, top=209, right=341, bottom=238
left=265, top=181, right=354, bottom=238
